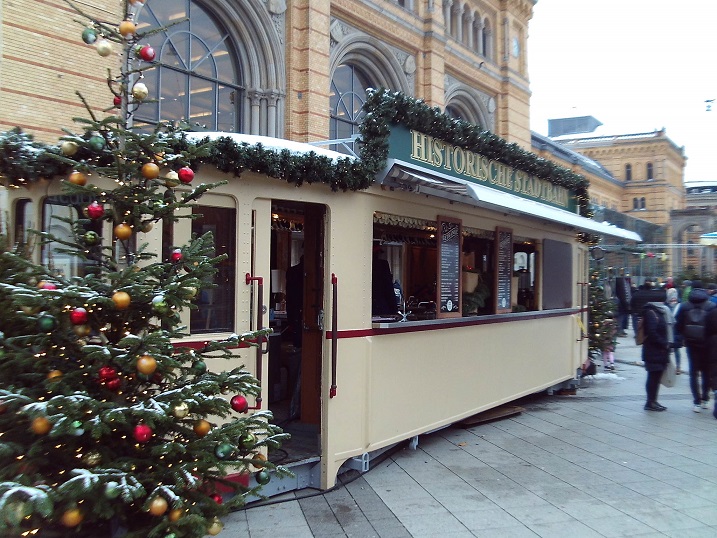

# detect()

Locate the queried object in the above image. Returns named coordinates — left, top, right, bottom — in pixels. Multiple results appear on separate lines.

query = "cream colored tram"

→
left=6, top=129, right=639, bottom=494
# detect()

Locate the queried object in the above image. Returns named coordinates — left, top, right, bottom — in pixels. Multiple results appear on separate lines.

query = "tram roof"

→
left=184, top=132, right=354, bottom=162
left=379, top=160, right=642, bottom=242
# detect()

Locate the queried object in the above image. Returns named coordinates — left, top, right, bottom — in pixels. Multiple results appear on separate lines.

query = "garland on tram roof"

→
left=0, top=127, right=376, bottom=192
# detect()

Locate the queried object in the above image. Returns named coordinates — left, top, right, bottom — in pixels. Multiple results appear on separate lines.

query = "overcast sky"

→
left=528, top=1, right=717, bottom=183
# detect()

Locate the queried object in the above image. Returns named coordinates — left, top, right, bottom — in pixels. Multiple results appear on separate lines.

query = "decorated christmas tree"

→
left=587, top=266, right=616, bottom=360
left=0, top=1, right=286, bottom=536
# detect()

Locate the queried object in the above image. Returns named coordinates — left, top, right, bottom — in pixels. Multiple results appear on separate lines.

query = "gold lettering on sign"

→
left=408, top=129, right=570, bottom=208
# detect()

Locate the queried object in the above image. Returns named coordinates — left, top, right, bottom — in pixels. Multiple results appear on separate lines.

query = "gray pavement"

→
left=223, top=333, right=717, bottom=537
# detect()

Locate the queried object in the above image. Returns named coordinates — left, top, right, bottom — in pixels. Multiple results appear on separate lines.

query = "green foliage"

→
left=588, top=266, right=617, bottom=356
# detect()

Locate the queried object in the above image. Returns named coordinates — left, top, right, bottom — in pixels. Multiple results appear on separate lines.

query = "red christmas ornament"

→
left=133, top=424, right=153, bottom=443
left=40, top=282, right=57, bottom=290
left=177, top=166, right=194, bottom=184
left=69, top=307, right=89, bottom=325
left=86, top=201, right=104, bottom=219
left=106, top=378, right=121, bottom=391
left=209, top=493, right=223, bottom=505
left=170, top=249, right=183, bottom=263
left=98, top=366, right=118, bottom=381
left=113, top=95, right=122, bottom=108
left=139, top=45, right=155, bottom=62
left=230, top=395, right=249, bottom=413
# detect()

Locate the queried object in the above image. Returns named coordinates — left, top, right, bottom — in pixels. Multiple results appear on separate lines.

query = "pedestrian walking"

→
left=675, top=280, right=715, bottom=412
left=642, top=295, right=670, bottom=411
left=601, top=312, right=617, bottom=371
left=706, top=305, right=717, bottom=419
left=666, top=288, right=683, bottom=374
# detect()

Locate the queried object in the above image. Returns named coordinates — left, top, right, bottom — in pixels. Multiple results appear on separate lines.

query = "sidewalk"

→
left=223, top=334, right=717, bottom=537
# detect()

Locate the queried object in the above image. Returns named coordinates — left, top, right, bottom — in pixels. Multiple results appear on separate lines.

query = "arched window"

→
left=482, top=18, right=492, bottom=59
left=633, top=197, right=639, bottom=210
left=135, top=0, right=244, bottom=132
left=646, top=162, right=654, bottom=180
left=640, top=197, right=646, bottom=209
left=330, top=64, right=371, bottom=154
left=625, top=163, right=632, bottom=181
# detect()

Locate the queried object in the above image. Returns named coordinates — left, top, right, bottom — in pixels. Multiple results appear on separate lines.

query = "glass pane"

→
left=217, top=85, right=239, bottom=132
left=189, top=81, right=216, bottom=129
left=190, top=205, right=236, bottom=333
left=160, top=69, right=188, bottom=121
left=42, top=197, right=102, bottom=279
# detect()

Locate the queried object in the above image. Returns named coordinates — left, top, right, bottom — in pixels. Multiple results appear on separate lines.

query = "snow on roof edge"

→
left=184, top=132, right=356, bottom=163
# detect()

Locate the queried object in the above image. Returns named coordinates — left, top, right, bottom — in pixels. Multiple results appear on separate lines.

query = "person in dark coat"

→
left=705, top=306, right=717, bottom=419
left=675, top=280, right=714, bottom=412
left=630, top=279, right=665, bottom=334
left=614, top=276, right=631, bottom=337
left=642, top=301, right=670, bottom=411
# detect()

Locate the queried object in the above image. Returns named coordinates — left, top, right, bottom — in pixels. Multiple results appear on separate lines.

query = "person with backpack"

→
left=675, top=280, right=715, bottom=412
left=641, top=291, right=671, bottom=411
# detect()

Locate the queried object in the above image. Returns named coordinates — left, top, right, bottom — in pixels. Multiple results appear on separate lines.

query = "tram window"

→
left=190, top=205, right=236, bottom=333
left=42, top=196, right=102, bottom=278
left=542, top=239, right=572, bottom=309
left=14, top=198, right=34, bottom=247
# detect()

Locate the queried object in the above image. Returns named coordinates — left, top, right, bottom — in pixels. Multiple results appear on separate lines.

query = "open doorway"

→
left=267, top=200, right=325, bottom=464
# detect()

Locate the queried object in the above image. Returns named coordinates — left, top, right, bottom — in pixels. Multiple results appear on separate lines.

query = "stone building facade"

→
left=0, top=0, right=535, bottom=150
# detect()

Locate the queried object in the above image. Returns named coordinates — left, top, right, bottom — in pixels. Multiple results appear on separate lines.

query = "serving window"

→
left=373, top=213, right=541, bottom=320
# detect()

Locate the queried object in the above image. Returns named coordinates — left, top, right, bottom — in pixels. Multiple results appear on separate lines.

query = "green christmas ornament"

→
left=89, top=135, right=105, bottom=151
left=239, top=432, right=256, bottom=449
left=255, top=470, right=271, bottom=485
left=105, top=481, right=120, bottom=499
left=191, top=360, right=207, bottom=374
left=151, top=295, right=168, bottom=313
left=37, top=313, right=57, bottom=332
left=84, top=230, right=100, bottom=245
left=81, top=27, right=97, bottom=44
left=214, top=442, right=235, bottom=460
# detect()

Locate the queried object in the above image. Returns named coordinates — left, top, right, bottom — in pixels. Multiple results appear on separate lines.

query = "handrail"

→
left=330, top=273, right=338, bottom=398
left=245, top=273, right=266, bottom=409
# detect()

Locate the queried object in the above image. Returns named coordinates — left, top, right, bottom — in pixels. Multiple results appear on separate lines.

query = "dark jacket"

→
left=642, top=304, right=669, bottom=372
left=630, top=287, right=666, bottom=315
left=675, top=287, right=712, bottom=348
left=705, top=307, right=717, bottom=388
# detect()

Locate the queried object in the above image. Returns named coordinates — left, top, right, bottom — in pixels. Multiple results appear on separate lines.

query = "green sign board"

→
left=387, top=124, right=577, bottom=212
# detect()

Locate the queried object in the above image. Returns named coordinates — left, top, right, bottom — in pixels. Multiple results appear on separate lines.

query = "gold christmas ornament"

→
left=61, top=140, right=79, bottom=156
left=136, top=354, right=157, bottom=375
left=148, top=496, right=168, bottom=516
left=60, top=507, right=84, bottom=527
left=168, top=508, right=184, bottom=522
left=207, top=517, right=223, bottom=535
left=114, top=223, right=133, bottom=240
left=30, top=416, right=52, bottom=435
left=132, top=82, right=149, bottom=101
left=112, top=291, right=131, bottom=310
left=172, top=402, right=190, bottom=418
left=118, top=20, right=136, bottom=37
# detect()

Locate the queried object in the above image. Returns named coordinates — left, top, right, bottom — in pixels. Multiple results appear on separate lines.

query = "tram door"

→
left=268, top=200, right=325, bottom=462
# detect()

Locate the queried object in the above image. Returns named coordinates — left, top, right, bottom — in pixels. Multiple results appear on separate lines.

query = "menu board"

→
left=437, top=216, right=462, bottom=318
left=494, top=227, right=513, bottom=314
